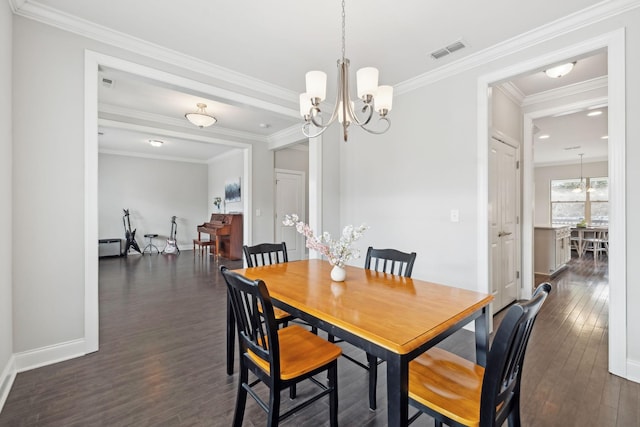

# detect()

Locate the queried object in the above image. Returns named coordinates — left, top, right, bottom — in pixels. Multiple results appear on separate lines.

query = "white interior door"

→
left=275, top=169, right=305, bottom=261
left=489, top=137, right=519, bottom=312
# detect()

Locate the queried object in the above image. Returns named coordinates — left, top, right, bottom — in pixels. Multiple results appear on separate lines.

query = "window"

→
left=550, top=177, right=608, bottom=225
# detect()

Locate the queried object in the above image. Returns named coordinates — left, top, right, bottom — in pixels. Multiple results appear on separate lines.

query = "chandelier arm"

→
left=359, top=117, right=392, bottom=135
left=347, top=103, right=374, bottom=127
left=302, top=122, right=331, bottom=139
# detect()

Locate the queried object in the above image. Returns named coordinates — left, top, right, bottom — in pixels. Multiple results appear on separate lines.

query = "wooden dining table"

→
left=231, top=259, right=493, bottom=427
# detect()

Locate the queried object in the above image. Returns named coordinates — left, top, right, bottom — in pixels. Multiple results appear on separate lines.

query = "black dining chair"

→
left=407, top=282, right=552, bottom=427
left=227, top=242, right=294, bottom=375
left=330, top=246, right=417, bottom=410
left=221, top=266, right=341, bottom=427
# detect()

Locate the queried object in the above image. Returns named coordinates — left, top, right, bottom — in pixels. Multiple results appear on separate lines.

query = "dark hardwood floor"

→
left=1, top=252, right=638, bottom=426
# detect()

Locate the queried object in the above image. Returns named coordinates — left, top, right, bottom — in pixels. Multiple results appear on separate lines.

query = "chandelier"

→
left=573, top=153, right=594, bottom=193
left=185, top=103, right=217, bottom=128
left=299, top=0, right=392, bottom=142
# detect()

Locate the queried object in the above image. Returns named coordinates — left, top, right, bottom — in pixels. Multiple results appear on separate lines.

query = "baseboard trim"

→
left=0, top=355, right=17, bottom=414
left=14, top=339, right=86, bottom=373
left=627, top=358, right=640, bottom=383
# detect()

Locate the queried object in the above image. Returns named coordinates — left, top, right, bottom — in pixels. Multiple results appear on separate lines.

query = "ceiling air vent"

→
left=430, top=40, right=467, bottom=60
left=563, top=145, right=581, bottom=151
left=101, top=77, right=114, bottom=88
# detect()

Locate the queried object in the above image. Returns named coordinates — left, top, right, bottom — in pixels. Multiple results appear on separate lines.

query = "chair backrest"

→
left=480, top=283, right=551, bottom=426
left=364, top=247, right=417, bottom=277
left=243, top=242, right=288, bottom=267
left=220, top=266, right=281, bottom=377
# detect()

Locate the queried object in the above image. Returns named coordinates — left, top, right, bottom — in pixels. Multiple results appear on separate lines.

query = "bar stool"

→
left=143, top=233, right=159, bottom=255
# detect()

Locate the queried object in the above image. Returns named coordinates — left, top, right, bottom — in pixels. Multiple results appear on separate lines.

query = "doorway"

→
left=85, top=51, right=253, bottom=353
left=274, top=169, right=306, bottom=260
left=478, top=30, right=626, bottom=378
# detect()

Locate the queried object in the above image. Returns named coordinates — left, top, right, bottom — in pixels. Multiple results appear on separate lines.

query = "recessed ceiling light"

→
left=538, top=134, right=550, bottom=140
left=148, top=139, right=164, bottom=147
left=587, top=110, right=603, bottom=117
left=601, top=135, right=609, bottom=140
left=259, top=123, right=270, bottom=129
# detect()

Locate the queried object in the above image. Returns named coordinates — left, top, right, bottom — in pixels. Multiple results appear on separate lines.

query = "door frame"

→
left=477, top=29, right=626, bottom=378
left=84, top=51, right=254, bottom=353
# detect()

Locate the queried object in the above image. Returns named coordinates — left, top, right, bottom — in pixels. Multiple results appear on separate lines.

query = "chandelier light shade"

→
left=300, top=0, right=392, bottom=141
left=573, top=153, right=594, bottom=193
left=185, top=103, right=217, bottom=128
left=544, top=62, right=576, bottom=78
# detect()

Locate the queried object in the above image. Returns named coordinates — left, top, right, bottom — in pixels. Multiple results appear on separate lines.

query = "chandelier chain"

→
left=341, top=0, right=346, bottom=61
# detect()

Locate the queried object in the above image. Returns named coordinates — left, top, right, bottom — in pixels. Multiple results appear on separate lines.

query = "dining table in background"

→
left=571, top=226, right=609, bottom=258
left=232, top=259, right=493, bottom=427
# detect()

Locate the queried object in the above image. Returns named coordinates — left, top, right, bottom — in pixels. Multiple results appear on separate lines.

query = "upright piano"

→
left=197, top=213, right=243, bottom=260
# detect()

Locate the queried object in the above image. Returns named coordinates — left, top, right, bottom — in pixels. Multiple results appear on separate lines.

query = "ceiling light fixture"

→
left=148, top=139, right=164, bottom=147
left=572, top=153, right=594, bottom=193
left=587, top=110, right=603, bottom=117
left=538, top=134, right=550, bottom=140
left=544, top=62, right=576, bottom=78
left=601, top=135, right=609, bottom=140
left=299, top=0, right=392, bottom=142
left=185, top=103, right=217, bottom=128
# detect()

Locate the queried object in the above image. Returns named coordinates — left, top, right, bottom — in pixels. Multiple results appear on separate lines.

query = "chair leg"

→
left=289, top=384, right=297, bottom=399
left=329, top=361, right=339, bottom=427
left=328, top=334, right=335, bottom=343
left=366, top=353, right=378, bottom=410
left=226, top=300, right=235, bottom=375
left=267, top=386, right=281, bottom=427
left=232, top=365, right=248, bottom=427
left=508, top=392, right=522, bottom=427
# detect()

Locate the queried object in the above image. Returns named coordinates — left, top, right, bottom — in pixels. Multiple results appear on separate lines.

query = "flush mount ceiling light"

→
left=544, top=62, right=576, bottom=78
left=587, top=110, right=603, bottom=117
left=538, top=134, right=550, bottom=140
left=299, top=0, right=392, bottom=142
left=185, top=103, right=217, bottom=128
left=148, top=139, right=164, bottom=147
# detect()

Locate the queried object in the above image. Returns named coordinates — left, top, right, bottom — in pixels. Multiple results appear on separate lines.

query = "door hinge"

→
left=516, top=216, right=519, bottom=225
left=516, top=271, right=520, bottom=279
left=516, top=160, right=520, bottom=169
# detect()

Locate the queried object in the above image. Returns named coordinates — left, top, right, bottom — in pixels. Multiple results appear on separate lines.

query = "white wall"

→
left=208, top=150, right=244, bottom=215
left=11, top=16, right=277, bottom=355
left=8, top=3, right=640, bottom=382
left=337, top=9, right=640, bottom=371
left=534, top=161, right=608, bottom=225
left=492, top=87, right=523, bottom=141
left=99, top=153, right=208, bottom=250
left=0, top=0, right=14, bottom=407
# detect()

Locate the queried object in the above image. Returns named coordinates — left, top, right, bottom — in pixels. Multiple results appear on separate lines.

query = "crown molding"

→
left=521, top=75, right=608, bottom=107
left=99, top=103, right=268, bottom=144
left=13, top=0, right=299, bottom=105
left=395, top=0, right=640, bottom=95
left=267, top=124, right=306, bottom=148
left=496, top=82, right=526, bottom=105
left=99, top=148, right=209, bottom=165
left=8, top=0, right=26, bottom=13
left=98, top=118, right=250, bottom=150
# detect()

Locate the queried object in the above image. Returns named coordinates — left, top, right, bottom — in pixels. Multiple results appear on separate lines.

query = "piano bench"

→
left=193, top=238, right=216, bottom=257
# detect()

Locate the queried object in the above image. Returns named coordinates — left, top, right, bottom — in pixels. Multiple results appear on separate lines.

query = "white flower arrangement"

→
left=283, top=214, right=368, bottom=268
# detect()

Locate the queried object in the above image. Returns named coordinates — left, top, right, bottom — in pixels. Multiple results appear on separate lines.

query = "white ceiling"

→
left=14, top=0, right=610, bottom=164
